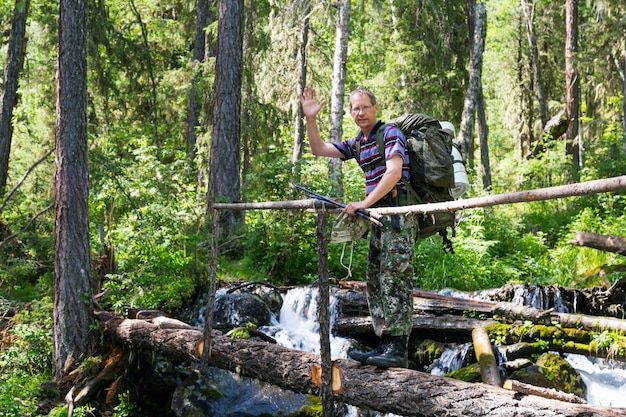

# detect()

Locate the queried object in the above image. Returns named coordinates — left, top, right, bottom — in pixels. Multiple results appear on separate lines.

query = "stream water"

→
left=258, top=286, right=626, bottom=410
left=186, top=286, right=625, bottom=416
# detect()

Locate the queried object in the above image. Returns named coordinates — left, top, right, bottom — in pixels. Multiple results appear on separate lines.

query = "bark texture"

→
left=54, top=0, right=94, bottom=378
left=208, top=0, right=245, bottom=236
left=568, top=232, right=626, bottom=256
left=96, top=312, right=621, bottom=417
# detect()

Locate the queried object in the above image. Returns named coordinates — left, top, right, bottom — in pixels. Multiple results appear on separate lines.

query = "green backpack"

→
left=356, top=114, right=458, bottom=245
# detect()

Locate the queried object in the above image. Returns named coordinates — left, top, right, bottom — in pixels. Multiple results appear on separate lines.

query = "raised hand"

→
left=299, top=87, right=326, bottom=118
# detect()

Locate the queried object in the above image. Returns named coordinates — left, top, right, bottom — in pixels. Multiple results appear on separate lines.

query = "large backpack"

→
left=356, top=114, right=463, bottom=246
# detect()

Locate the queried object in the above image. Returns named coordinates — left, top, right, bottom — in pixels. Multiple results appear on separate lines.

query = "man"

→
left=299, top=87, right=417, bottom=368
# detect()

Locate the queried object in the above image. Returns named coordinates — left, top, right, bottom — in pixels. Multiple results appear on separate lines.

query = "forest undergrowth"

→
left=1, top=141, right=625, bottom=415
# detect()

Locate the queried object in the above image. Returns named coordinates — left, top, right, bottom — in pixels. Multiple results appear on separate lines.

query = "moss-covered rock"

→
left=536, top=353, right=586, bottom=398
left=509, top=353, right=586, bottom=398
left=413, top=339, right=444, bottom=369
left=446, top=362, right=483, bottom=383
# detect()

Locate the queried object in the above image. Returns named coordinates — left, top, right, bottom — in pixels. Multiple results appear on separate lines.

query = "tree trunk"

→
left=473, top=327, right=502, bottom=387
left=371, top=175, right=626, bottom=215
left=208, top=0, right=245, bottom=240
left=316, top=211, right=334, bottom=417
left=503, top=380, right=586, bottom=404
left=565, top=0, right=580, bottom=181
left=473, top=4, right=490, bottom=191
left=96, top=312, right=619, bottom=417
left=623, top=34, right=626, bottom=157
left=334, top=313, right=496, bottom=336
left=521, top=0, right=548, bottom=127
left=54, top=0, right=94, bottom=379
left=187, top=0, right=213, bottom=169
left=0, top=0, right=30, bottom=198
left=459, top=0, right=486, bottom=171
left=328, top=0, right=350, bottom=197
left=518, top=19, right=534, bottom=159
left=129, top=0, right=159, bottom=151
left=291, top=0, right=311, bottom=193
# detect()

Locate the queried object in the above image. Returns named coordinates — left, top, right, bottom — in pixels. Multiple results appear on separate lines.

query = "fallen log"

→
left=335, top=287, right=626, bottom=335
left=568, top=232, right=626, bottom=257
left=333, top=313, right=626, bottom=361
left=333, top=313, right=496, bottom=336
left=96, top=312, right=622, bottom=417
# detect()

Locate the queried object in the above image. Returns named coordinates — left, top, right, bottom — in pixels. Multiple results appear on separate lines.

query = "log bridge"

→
left=96, top=311, right=623, bottom=417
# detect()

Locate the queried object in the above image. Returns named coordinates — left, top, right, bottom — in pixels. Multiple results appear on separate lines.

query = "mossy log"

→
left=472, top=327, right=502, bottom=387
left=336, top=283, right=626, bottom=333
left=484, top=321, right=626, bottom=361
left=95, top=311, right=621, bottom=417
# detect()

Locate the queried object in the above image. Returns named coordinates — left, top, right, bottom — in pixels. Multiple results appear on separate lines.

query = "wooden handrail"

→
left=211, top=175, right=626, bottom=215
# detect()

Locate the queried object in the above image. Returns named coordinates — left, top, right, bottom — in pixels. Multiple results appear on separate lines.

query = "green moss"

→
left=229, top=327, right=250, bottom=339
left=285, top=396, right=322, bottom=417
left=536, top=353, right=586, bottom=398
left=446, top=363, right=482, bottom=383
left=413, top=339, right=444, bottom=366
left=484, top=322, right=513, bottom=345
left=79, top=356, right=104, bottom=377
left=47, top=407, right=68, bottom=417
left=200, top=387, right=223, bottom=400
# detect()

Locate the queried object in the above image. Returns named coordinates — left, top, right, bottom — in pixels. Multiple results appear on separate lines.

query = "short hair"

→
left=349, top=88, right=377, bottom=108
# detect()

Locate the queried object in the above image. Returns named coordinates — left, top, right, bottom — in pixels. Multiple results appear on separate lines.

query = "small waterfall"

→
left=511, top=284, right=571, bottom=313
left=260, top=287, right=401, bottom=417
left=259, top=286, right=353, bottom=357
left=430, top=343, right=473, bottom=376
left=188, top=286, right=625, bottom=414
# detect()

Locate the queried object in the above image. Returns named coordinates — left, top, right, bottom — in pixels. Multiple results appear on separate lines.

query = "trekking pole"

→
left=295, top=185, right=384, bottom=228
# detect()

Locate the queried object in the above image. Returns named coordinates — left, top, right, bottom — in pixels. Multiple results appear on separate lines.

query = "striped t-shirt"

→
left=333, top=121, right=410, bottom=196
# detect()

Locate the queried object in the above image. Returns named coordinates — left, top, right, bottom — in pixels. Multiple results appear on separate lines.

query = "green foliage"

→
left=113, top=391, right=140, bottom=417
left=91, top=145, right=205, bottom=314
left=1, top=0, right=626, bottom=411
left=0, top=301, right=53, bottom=416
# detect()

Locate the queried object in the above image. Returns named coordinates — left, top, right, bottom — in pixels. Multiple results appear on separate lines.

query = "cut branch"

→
left=568, top=231, right=626, bottom=256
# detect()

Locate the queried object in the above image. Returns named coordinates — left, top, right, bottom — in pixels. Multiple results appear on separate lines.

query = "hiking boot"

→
left=365, top=335, right=408, bottom=368
left=348, top=336, right=390, bottom=364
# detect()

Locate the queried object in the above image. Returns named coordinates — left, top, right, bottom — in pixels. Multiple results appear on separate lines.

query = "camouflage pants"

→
left=366, top=214, right=417, bottom=337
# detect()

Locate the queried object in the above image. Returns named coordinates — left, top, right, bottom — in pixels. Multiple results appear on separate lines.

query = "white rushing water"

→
left=260, top=286, right=626, bottom=412
left=260, top=286, right=402, bottom=417
left=260, top=286, right=353, bottom=358
left=563, top=354, right=626, bottom=407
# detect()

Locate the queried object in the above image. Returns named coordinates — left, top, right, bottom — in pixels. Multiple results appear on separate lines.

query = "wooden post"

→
left=316, top=209, right=334, bottom=417
left=201, top=208, right=220, bottom=370
left=472, top=327, right=502, bottom=387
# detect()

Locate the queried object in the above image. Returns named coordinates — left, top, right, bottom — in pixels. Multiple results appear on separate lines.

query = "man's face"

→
left=350, top=93, right=378, bottom=133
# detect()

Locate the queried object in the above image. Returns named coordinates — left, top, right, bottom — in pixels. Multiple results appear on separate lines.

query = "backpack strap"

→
left=375, top=124, right=425, bottom=204
left=354, top=123, right=424, bottom=204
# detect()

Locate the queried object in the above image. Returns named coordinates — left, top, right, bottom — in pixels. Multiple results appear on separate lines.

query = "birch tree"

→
left=565, top=0, right=580, bottom=181
left=459, top=0, right=487, bottom=173
left=328, top=0, right=350, bottom=197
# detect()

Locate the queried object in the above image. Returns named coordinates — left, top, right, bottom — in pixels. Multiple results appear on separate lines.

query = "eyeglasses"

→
left=351, top=105, right=372, bottom=114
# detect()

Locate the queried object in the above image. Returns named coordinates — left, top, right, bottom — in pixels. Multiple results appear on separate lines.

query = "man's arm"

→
left=345, top=154, right=403, bottom=215
left=299, top=88, right=344, bottom=158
